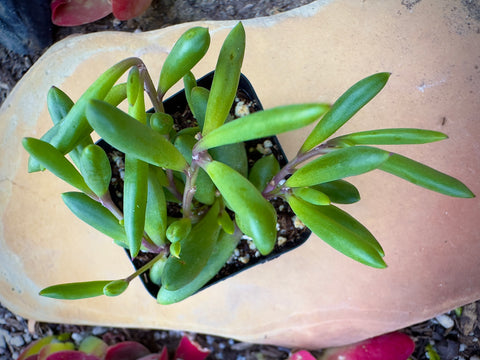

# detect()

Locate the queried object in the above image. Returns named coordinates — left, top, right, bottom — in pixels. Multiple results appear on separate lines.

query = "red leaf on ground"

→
left=174, top=336, right=210, bottom=360
left=105, top=341, right=151, bottom=360
left=46, top=350, right=100, bottom=360
left=289, top=350, right=317, bottom=360
left=321, top=332, right=415, bottom=360
left=51, top=0, right=112, bottom=26
left=111, top=0, right=153, bottom=20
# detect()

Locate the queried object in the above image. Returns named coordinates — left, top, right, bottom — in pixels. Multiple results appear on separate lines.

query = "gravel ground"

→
left=1, top=1, right=480, bottom=359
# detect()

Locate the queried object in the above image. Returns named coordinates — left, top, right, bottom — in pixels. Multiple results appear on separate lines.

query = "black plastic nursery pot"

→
left=99, top=72, right=312, bottom=299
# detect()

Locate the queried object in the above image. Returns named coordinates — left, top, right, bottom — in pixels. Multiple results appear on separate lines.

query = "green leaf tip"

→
left=300, top=72, right=391, bottom=152
left=39, top=280, right=112, bottom=300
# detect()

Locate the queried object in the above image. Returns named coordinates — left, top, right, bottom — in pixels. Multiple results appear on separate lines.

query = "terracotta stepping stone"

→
left=1, top=0, right=479, bottom=349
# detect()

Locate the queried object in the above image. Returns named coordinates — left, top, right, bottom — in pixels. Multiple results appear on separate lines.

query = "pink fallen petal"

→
left=46, top=350, right=100, bottom=360
left=174, top=336, right=210, bottom=360
left=51, top=0, right=112, bottom=26
left=289, top=350, right=317, bottom=360
left=112, top=0, right=152, bottom=21
left=321, top=332, right=415, bottom=360
left=105, top=341, right=151, bottom=360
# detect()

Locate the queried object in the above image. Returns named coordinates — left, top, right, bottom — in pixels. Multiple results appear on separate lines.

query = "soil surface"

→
left=1, top=0, right=480, bottom=359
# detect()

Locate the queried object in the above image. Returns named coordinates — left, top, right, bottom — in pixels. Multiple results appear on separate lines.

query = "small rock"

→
left=92, top=326, right=108, bottom=336
left=435, top=314, right=454, bottom=329
left=9, top=335, right=25, bottom=347
left=471, top=356, right=480, bottom=360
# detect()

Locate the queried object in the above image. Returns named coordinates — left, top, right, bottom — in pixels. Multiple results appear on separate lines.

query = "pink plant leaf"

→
left=137, top=347, right=169, bottom=360
left=320, top=332, right=415, bottom=360
left=45, top=350, right=101, bottom=360
left=289, top=350, right=317, bottom=360
left=174, top=336, right=210, bottom=360
left=105, top=341, right=151, bottom=360
left=51, top=0, right=112, bottom=26
left=111, top=0, right=153, bottom=21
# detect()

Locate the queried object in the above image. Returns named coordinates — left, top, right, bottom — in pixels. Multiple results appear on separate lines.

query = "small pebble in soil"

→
left=435, top=314, right=454, bottom=329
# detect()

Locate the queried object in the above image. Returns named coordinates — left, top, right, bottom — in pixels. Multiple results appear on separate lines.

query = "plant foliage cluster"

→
left=23, top=22, right=474, bottom=304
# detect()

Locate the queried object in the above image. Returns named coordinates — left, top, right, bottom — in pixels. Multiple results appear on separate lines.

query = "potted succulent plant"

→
left=22, top=22, right=474, bottom=305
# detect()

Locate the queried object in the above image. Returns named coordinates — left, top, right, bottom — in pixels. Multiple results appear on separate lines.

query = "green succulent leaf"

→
left=39, top=280, right=112, bottom=300
left=149, top=254, right=168, bottom=285
left=202, top=22, right=245, bottom=135
left=51, top=57, right=142, bottom=155
left=286, top=146, right=389, bottom=187
left=328, top=128, right=448, bottom=147
left=127, top=66, right=141, bottom=106
left=145, top=166, right=168, bottom=246
left=249, top=155, right=281, bottom=192
left=174, top=134, right=196, bottom=164
left=288, top=196, right=386, bottom=268
left=292, top=187, right=330, bottom=205
left=103, top=279, right=129, bottom=297
left=158, top=27, right=210, bottom=96
left=311, top=180, right=361, bottom=204
left=190, top=86, right=210, bottom=129
left=27, top=125, right=59, bottom=173
left=86, top=99, right=187, bottom=171
left=150, top=112, right=174, bottom=135
left=61, top=192, right=127, bottom=242
left=197, top=103, right=330, bottom=151
left=68, top=135, right=95, bottom=171
left=22, top=138, right=93, bottom=196
left=161, top=200, right=221, bottom=291
left=170, top=242, right=182, bottom=258
left=183, top=71, right=197, bottom=110
left=104, top=83, right=127, bottom=106
left=204, top=160, right=277, bottom=255
left=209, top=142, right=248, bottom=177
left=380, top=153, right=475, bottom=198
left=300, top=72, right=391, bottom=152
left=80, top=144, right=112, bottom=198
left=218, top=209, right=235, bottom=234
left=47, top=86, right=74, bottom=125
left=166, top=218, right=192, bottom=243
left=194, top=169, right=216, bottom=205
left=124, top=155, right=148, bottom=258
left=78, top=336, right=108, bottom=357
left=157, top=230, right=240, bottom=305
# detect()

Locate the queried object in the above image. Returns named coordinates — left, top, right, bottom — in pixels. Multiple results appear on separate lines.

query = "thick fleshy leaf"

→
left=127, top=66, right=141, bottom=106
left=103, top=279, right=129, bottom=297
left=202, top=22, right=245, bottom=135
left=218, top=210, right=235, bottom=234
left=194, top=169, right=216, bottom=205
left=288, top=196, right=386, bottom=268
left=320, top=332, right=415, bottom=360
left=157, top=230, right=240, bottom=304
left=124, top=156, right=148, bottom=257
left=51, top=0, right=112, bottom=26
left=149, top=254, right=167, bottom=286
left=78, top=336, right=108, bottom=358
left=80, top=144, right=112, bottom=197
left=86, top=100, right=187, bottom=171
left=197, top=103, right=329, bottom=151
left=204, top=161, right=277, bottom=255
left=149, top=112, right=174, bottom=135
left=328, top=128, right=448, bottom=147
left=249, top=155, right=280, bottom=192
left=286, top=146, right=389, bottom=187
left=312, top=180, right=361, bottom=204
left=174, top=336, right=210, bottom=360
left=292, top=187, right=330, bottom=205
left=145, top=166, right=168, bottom=246
left=189, top=87, right=210, bottom=129
left=22, top=138, right=93, bottom=196
left=379, top=153, right=475, bottom=198
left=209, top=142, right=248, bottom=177
left=161, top=201, right=221, bottom=291
left=47, top=86, right=74, bottom=125
left=158, top=27, right=210, bottom=96
left=104, top=342, right=150, bottom=360
left=112, top=0, right=152, bottom=20
left=39, top=343, right=76, bottom=360
left=166, top=218, right=192, bottom=243
left=51, top=58, right=141, bottom=154
left=301, top=72, right=391, bottom=152
left=39, top=280, right=111, bottom=300
left=18, top=336, right=56, bottom=360
left=62, top=192, right=127, bottom=242
left=68, top=135, right=95, bottom=172
left=183, top=71, right=197, bottom=110
left=104, top=83, right=127, bottom=106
